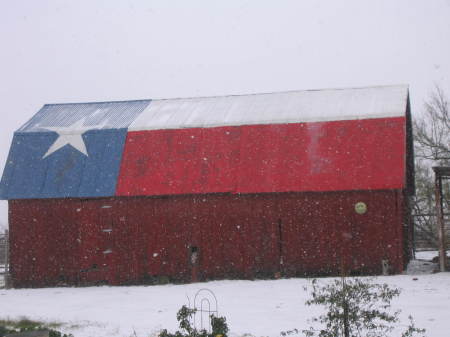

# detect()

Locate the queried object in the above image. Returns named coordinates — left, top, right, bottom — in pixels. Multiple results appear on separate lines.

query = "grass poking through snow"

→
left=0, top=316, right=65, bottom=332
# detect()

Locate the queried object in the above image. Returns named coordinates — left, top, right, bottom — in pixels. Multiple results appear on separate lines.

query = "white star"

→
left=42, top=118, right=106, bottom=158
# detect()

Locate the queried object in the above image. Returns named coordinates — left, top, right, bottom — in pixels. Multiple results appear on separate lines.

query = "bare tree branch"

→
left=412, top=86, right=450, bottom=249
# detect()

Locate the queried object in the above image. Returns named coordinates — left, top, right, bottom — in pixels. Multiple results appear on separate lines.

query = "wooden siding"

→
left=9, top=190, right=406, bottom=287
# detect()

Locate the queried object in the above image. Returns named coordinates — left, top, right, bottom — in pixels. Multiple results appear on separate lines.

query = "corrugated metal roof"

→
left=18, top=100, right=151, bottom=133
left=16, top=85, right=408, bottom=133
left=0, top=129, right=128, bottom=199
left=129, top=85, right=408, bottom=131
left=117, top=117, right=407, bottom=197
left=0, top=85, right=411, bottom=200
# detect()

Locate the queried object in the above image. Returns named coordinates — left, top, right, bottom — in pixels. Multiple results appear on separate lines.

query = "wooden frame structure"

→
left=432, top=166, right=450, bottom=272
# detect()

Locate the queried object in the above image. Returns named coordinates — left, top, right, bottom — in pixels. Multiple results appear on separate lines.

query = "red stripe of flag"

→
left=116, top=117, right=405, bottom=196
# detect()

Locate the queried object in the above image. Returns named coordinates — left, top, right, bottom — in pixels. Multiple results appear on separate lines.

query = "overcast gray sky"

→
left=1, top=0, right=450, bottom=227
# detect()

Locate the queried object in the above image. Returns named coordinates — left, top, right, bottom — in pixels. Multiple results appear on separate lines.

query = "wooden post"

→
left=4, top=230, right=11, bottom=288
left=434, top=170, right=447, bottom=272
left=340, top=256, right=349, bottom=337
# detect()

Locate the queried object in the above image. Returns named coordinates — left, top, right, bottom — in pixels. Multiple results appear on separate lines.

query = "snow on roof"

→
left=128, top=85, right=409, bottom=131
left=0, top=84, right=410, bottom=200
left=16, top=85, right=408, bottom=134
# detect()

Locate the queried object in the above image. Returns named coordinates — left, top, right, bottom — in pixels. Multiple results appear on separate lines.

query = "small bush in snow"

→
left=159, top=305, right=229, bottom=337
left=297, top=277, right=426, bottom=337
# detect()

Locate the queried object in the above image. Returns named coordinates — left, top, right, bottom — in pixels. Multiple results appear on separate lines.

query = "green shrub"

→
left=298, top=277, right=425, bottom=337
left=159, top=305, right=229, bottom=337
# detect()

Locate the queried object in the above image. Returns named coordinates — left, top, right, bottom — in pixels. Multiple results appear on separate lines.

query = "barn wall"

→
left=9, top=190, right=406, bottom=287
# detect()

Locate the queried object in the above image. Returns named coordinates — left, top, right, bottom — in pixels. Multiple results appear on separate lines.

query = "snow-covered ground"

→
left=0, top=271, right=449, bottom=337
left=415, top=250, right=439, bottom=261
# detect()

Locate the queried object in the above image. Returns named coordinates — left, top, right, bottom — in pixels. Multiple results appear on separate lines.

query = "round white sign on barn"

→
left=355, top=202, right=367, bottom=215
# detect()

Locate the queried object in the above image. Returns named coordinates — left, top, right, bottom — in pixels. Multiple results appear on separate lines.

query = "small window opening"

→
left=190, top=246, right=199, bottom=265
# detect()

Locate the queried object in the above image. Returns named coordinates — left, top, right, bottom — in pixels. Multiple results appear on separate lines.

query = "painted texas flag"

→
left=0, top=85, right=410, bottom=200
left=0, top=101, right=149, bottom=199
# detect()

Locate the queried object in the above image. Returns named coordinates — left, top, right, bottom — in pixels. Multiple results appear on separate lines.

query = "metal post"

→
left=434, top=171, right=447, bottom=272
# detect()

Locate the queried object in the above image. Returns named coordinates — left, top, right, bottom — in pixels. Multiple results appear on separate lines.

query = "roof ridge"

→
left=150, top=84, right=409, bottom=102
left=43, top=98, right=152, bottom=107
left=39, top=84, right=408, bottom=106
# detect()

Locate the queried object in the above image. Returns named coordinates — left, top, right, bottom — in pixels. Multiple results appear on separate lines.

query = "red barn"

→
left=0, top=85, right=414, bottom=287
